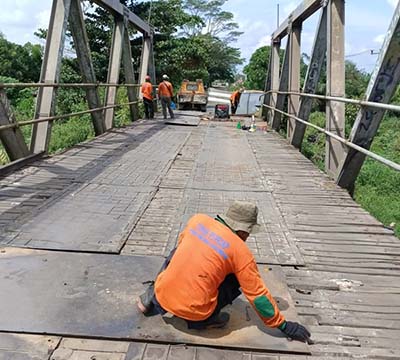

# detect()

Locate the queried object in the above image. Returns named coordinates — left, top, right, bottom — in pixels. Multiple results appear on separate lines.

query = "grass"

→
left=0, top=88, right=144, bottom=164
left=354, top=116, right=400, bottom=237
left=301, top=113, right=400, bottom=238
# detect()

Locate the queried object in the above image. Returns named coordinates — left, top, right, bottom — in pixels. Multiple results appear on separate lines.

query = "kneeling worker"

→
left=137, top=201, right=311, bottom=343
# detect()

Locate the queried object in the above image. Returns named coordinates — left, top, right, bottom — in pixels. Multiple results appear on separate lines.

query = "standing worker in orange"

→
left=137, top=201, right=311, bottom=342
left=141, top=75, right=154, bottom=119
left=158, top=74, right=174, bottom=119
left=230, top=88, right=243, bottom=115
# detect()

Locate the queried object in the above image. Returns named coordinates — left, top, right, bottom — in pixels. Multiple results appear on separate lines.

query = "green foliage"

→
left=243, top=46, right=270, bottom=90
left=300, top=112, right=326, bottom=171
left=82, top=0, right=242, bottom=85
left=243, top=46, right=307, bottom=90
left=345, top=61, right=370, bottom=98
left=159, top=34, right=242, bottom=86
left=0, top=147, right=9, bottom=165
left=0, top=33, right=42, bottom=82
left=49, top=115, right=94, bottom=154
left=355, top=116, right=400, bottom=237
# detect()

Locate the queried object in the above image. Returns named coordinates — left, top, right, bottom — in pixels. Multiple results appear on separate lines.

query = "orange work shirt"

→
left=230, top=90, right=241, bottom=104
left=155, top=214, right=285, bottom=328
left=141, top=82, right=153, bottom=100
left=158, top=81, right=173, bottom=97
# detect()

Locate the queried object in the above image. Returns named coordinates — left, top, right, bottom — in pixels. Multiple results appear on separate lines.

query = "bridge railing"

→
left=0, top=0, right=155, bottom=174
left=262, top=91, right=400, bottom=173
left=263, top=0, right=400, bottom=192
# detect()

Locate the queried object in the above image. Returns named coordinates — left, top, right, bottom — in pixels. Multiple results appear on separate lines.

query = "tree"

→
left=243, top=46, right=271, bottom=90
left=182, top=0, right=243, bottom=43
left=0, top=33, right=42, bottom=83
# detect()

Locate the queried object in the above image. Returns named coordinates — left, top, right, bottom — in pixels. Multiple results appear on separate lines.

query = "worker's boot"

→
left=137, top=282, right=155, bottom=315
left=187, top=312, right=230, bottom=330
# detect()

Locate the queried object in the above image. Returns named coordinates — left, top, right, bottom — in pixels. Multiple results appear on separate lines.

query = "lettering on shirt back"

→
left=189, top=223, right=230, bottom=259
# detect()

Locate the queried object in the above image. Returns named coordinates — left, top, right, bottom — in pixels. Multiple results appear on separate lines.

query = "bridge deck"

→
left=0, top=114, right=399, bottom=359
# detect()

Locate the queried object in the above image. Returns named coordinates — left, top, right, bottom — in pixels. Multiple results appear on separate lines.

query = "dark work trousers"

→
left=231, top=101, right=239, bottom=115
left=160, top=96, right=174, bottom=119
left=186, top=274, right=241, bottom=329
left=143, top=97, right=154, bottom=119
left=144, top=249, right=242, bottom=328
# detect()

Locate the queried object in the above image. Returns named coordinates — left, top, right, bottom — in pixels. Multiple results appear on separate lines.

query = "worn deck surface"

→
left=1, top=113, right=400, bottom=359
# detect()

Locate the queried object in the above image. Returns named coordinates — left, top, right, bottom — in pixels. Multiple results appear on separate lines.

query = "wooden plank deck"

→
left=0, top=115, right=399, bottom=359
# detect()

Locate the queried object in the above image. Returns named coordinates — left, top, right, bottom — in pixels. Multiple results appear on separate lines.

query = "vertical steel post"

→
left=139, top=35, right=152, bottom=85
left=122, top=20, right=140, bottom=122
left=325, top=0, right=345, bottom=178
left=30, top=0, right=72, bottom=153
left=291, top=6, right=328, bottom=148
left=270, top=40, right=281, bottom=123
left=69, top=0, right=105, bottom=135
left=104, top=17, right=125, bottom=130
left=263, top=39, right=281, bottom=123
left=263, top=49, right=272, bottom=120
left=272, top=34, right=291, bottom=131
left=337, top=1, right=400, bottom=191
left=287, top=25, right=302, bottom=139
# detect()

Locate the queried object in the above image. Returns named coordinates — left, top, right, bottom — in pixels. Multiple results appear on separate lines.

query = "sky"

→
left=0, top=0, right=398, bottom=73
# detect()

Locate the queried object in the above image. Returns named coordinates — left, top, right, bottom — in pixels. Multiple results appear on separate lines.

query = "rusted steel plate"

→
left=165, top=114, right=201, bottom=126
left=0, top=248, right=308, bottom=354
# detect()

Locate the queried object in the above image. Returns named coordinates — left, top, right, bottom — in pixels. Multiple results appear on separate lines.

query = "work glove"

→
left=279, top=321, right=311, bottom=342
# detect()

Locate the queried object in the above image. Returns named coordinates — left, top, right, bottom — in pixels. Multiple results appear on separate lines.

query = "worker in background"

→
left=141, top=75, right=154, bottom=119
left=137, top=201, right=311, bottom=343
left=230, top=88, right=243, bottom=115
left=158, top=74, right=174, bottom=119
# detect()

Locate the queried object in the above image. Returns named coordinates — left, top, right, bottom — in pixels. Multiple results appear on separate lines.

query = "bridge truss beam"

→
left=69, top=0, right=105, bottom=136
left=337, top=1, right=400, bottom=191
left=0, top=91, right=30, bottom=161
left=290, top=6, right=327, bottom=148
left=30, top=0, right=72, bottom=154
left=28, top=0, right=153, bottom=153
left=271, top=36, right=291, bottom=130
left=267, top=0, right=346, bottom=179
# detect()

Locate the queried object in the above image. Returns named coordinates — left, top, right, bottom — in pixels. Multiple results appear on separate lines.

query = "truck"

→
left=177, top=79, right=208, bottom=112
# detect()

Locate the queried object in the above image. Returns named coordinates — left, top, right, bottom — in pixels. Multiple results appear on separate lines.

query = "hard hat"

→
left=145, top=75, right=151, bottom=81
left=162, top=74, right=169, bottom=79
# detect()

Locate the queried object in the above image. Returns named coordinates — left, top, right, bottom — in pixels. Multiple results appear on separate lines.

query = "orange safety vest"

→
left=158, top=81, right=174, bottom=97
left=141, top=82, right=153, bottom=100
left=155, top=214, right=285, bottom=328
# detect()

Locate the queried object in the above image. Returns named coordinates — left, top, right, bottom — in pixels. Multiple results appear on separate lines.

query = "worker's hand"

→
left=280, top=321, right=311, bottom=342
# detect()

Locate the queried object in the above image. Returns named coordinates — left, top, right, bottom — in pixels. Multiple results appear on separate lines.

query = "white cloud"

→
left=374, top=33, right=386, bottom=44
left=0, top=0, right=52, bottom=44
left=387, top=0, right=399, bottom=8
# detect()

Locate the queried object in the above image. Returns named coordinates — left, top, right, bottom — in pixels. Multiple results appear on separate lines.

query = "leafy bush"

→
left=48, top=115, right=94, bottom=154
left=301, top=112, right=326, bottom=171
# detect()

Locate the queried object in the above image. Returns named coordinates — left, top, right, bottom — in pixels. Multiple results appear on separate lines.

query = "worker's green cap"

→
left=224, top=201, right=260, bottom=234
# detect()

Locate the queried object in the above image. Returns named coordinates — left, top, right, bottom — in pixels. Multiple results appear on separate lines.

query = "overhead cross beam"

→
left=91, top=0, right=151, bottom=35
left=273, top=0, right=322, bottom=41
